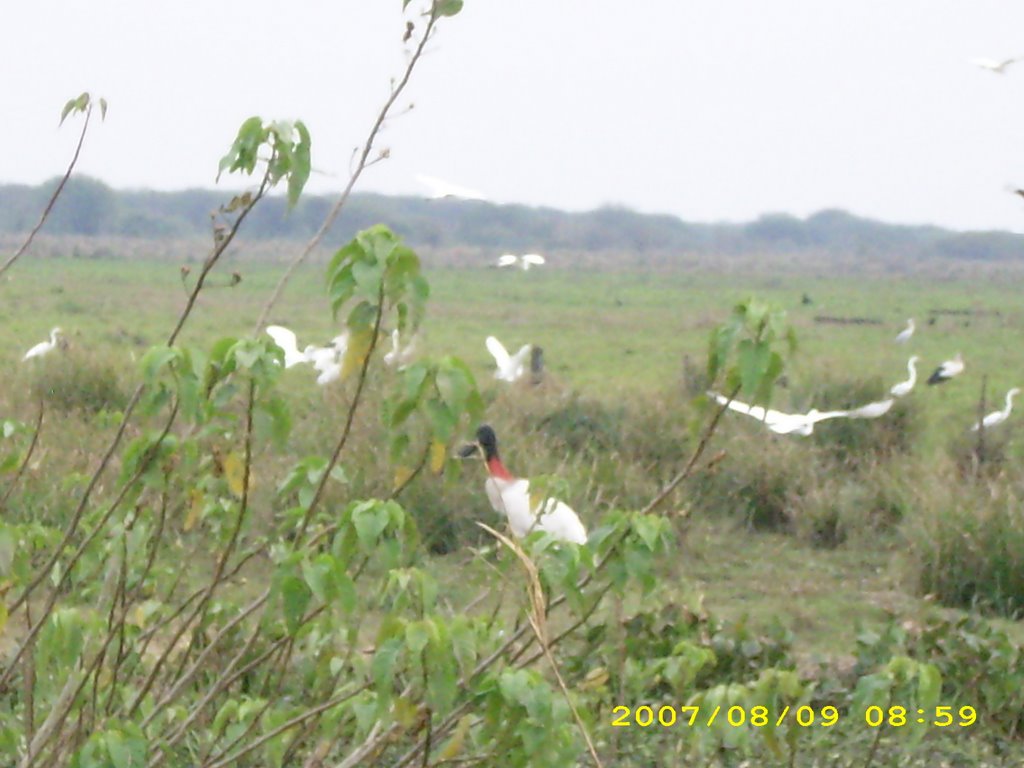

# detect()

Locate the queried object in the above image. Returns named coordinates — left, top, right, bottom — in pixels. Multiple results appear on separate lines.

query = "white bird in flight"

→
left=708, top=391, right=850, bottom=436
left=486, top=336, right=532, bottom=383
left=458, top=425, right=587, bottom=544
left=927, top=353, right=964, bottom=385
left=23, top=327, right=62, bottom=361
left=971, top=56, right=1023, bottom=74
left=307, top=333, right=349, bottom=386
left=266, top=325, right=309, bottom=368
left=497, top=253, right=546, bottom=270
left=971, top=387, right=1020, bottom=431
left=846, top=398, right=895, bottom=419
left=894, top=318, right=915, bottom=344
left=890, top=356, right=920, bottom=398
left=416, top=174, right=487, bottom=201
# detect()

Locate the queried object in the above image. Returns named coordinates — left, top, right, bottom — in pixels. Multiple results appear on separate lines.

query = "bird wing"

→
left=486, top=336, right=512, bottom=369
left=521, top=254, right=546, bottom=265
left=266, top=325, right=304, bottom=367
left=497, top=254, right=518, bottom=267
left=708, top=391, right=789, bottom=424
left=846, top=399, right=894, bottom=419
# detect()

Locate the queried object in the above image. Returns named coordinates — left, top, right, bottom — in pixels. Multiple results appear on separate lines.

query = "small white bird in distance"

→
left=266, top=325, right=309, bottom=368
left=971, top=387, right=1020, bottom=431
left=486, top=336, right=532, bottom=383
left=926, top=352, right=964, bottom=385
left=971, top=56, right=1023, bottom=74
left=497, top=253, right=546, bottom=270
left=890, top=356, right=920, bottom=398
left=383, top=329, right=417, bottom=369
left=23, top=327, right=62, bottom=361
left=457, top=424, right=587, bottom=544
left=708, top=391, right=850, bottom=436
left=894, top=318, right=915, bottom=344
left=416, top=174, right=488, bottom=201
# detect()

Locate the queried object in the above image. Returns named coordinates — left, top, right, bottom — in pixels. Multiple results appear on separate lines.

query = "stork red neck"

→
left=486, top=456, right=515, bottom=481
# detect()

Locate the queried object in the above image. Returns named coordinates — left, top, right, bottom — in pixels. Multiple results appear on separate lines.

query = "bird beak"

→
left=456, top=441, right=483, bottom=460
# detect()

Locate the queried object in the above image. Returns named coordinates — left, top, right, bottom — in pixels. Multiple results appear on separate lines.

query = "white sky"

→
left=4, top=1, right=1024, bottom=232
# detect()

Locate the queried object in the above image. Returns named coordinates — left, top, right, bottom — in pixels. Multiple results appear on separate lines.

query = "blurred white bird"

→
left=894, top=318, right=915, bottom=344
left=458, top=425, right=587, bottom=544
left=266, top=325, right=309, bottom=368
left=497, top=253, right=546, bottom=270
left=971, top=387, right=1020, bottom=431
left=486, top=336, right=532, bottom=383
left=416, top=174, right=487, bottom=201
left=846, top=398, right=895, bottom=419
left=971, top=56, right=1022, bottom=74
left=306, top=333, right=349, bottom=386
left=708, top=391, right=850, bottom=436
left=890, top=356, right=919, bottom=398
left=383, top=329, right=417, bottom=369
left=23, top=327, right=62, bottom=361
left=927, top=353, right=964, bottom=385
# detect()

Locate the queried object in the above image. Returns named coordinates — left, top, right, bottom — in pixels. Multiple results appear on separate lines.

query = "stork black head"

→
left=456, top=424, right=500, bottom=460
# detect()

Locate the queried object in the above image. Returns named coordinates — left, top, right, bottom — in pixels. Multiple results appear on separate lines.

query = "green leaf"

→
left=917, top=663, right=941, bottom=709
left=280, top=573, right=311, bottom=634
left=434, top=0, right=463, bottom=17
left=351, top=500, right=391, bottom=547
left=286, top=120, right=311, bottom=207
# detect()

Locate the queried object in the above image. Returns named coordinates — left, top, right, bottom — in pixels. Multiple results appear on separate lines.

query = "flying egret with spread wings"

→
left=486, top=336, right=532, bottom=383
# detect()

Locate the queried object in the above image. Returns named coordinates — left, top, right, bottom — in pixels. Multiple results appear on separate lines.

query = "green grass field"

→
left=3, top=243, right=1024, bottom=765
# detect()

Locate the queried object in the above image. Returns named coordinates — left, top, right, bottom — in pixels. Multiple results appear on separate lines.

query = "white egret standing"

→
left=971, top=388, right=1020, bottom=431
left=894, top=319, right=915, bottom=344
left=927, top=353, right=964, bottom=385
left=23, top=327, right=62, bottom=361
left=890, top=356, right=920, bottom=398
left=266, top=325, right=309, bottom=368
left=458, top=425, right=587, bottom=544
left=486, top=336, right=532, bottom=383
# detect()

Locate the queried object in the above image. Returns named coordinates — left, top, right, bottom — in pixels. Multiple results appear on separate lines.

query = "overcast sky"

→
left=4, top=1, right=1024, bottom=232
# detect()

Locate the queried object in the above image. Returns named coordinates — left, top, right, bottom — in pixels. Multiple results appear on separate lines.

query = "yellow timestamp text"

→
left=610, top=704, right=978, bottom=729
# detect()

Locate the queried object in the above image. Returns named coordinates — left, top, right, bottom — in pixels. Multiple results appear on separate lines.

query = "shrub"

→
left=30, top=347, right=128, bottom=414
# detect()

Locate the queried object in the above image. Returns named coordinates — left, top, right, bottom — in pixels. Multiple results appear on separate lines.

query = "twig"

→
left=0, top=398, right=44, bottom=510
left=0, top=103, right=95, bottom=280
left=253, top=8, right=440, bottom=333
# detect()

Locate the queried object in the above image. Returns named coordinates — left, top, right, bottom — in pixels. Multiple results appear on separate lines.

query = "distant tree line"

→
left=2, top=176, right=1024, bottom=262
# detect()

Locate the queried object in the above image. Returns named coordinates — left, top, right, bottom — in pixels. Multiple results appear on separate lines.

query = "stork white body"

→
left=972, top=388, right=1020, bottom=431
left=927, top=353, right=964, bottom=385
left=894, top=318, right=915, bottom=344
left=486, top=336, right=532, bottom=382
left=890, top=356, right=919, bottom=398
left=23, top=327, right=62, bottom=361
left=485, top=476, right=587, bottom=544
